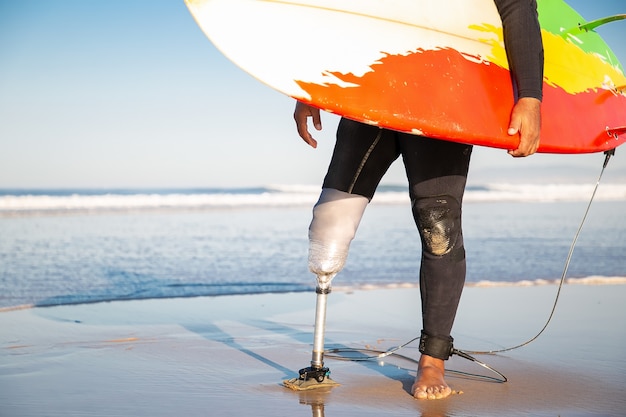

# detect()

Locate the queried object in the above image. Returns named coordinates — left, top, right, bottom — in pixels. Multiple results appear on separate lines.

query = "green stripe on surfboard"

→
left=538, top=0, right=624, bottom=72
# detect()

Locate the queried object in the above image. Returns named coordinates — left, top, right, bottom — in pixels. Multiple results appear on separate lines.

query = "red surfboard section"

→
left=295, top=47, right=626, bottom=153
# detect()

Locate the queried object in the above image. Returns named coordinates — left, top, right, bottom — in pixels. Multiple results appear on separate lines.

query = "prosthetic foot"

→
left=283, top=189, right=368, bottom=391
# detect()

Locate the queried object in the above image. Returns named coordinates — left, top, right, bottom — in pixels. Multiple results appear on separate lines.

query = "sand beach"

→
left=2, top=283, right=625, bottom=416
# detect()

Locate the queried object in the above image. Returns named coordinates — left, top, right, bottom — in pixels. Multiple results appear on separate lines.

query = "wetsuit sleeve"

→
left=493, top=0, right=544, bottom=101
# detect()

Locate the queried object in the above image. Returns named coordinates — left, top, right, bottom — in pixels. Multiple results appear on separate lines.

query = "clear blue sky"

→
left=1, top=0, right=625, bottom=189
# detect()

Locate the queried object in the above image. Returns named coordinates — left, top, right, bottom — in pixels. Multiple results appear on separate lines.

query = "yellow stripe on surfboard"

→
left=471, top=24, right=626, bottom=95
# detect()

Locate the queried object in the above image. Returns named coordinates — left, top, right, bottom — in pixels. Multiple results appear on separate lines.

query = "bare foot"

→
left=411, top=354, right=451, bottom=400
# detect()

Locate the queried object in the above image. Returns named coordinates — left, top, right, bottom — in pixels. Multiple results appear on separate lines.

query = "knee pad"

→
left=413, top=194, right=461, bottom=256
left=308, top=188, right=368, bottom=281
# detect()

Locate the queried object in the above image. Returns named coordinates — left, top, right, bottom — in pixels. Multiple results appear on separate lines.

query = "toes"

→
left=412, top=385, right=427, bottom=399
left=435, top=385, right=452, bottom=399
left=415, top=390, right=428, bottom=399
left=412, top=384, right=452, bottom=400
left=428, top=386, right=443, bottom=400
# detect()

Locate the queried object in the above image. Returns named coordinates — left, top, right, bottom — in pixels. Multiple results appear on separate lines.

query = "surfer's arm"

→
left=494, top=0, right=544, bottom=157
left=294, top=101, right=322, bottom=148
left=494, top=0, right=544, bottom=101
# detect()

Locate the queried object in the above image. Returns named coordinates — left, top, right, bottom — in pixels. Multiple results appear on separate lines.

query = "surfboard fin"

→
left=564, top=14, right=626, bottom=35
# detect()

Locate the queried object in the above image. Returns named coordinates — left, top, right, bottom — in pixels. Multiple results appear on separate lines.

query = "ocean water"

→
left=1, top=183, right=625, bottom=310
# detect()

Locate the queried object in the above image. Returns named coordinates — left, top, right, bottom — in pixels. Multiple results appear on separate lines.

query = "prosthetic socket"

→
left=308, top=188, right=369, bottom=289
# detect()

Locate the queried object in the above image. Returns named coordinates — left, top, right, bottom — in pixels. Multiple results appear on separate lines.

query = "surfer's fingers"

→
left=508, top=129, right=540, bottom=156
left=294, top=101, right=320, bottom=148
left=295, top=121, right=317, bottom=148
left=507, top=98, right=541, bottom=157
left=310, top=108, right=322, bottom=131
left=508, top=139, right=538, bottom=157
left=508, top=129, right=540, bottom=157
left=294, top=118, right=318, bottom=148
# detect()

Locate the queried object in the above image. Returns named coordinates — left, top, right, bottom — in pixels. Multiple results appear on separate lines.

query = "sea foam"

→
left=1, top=183, right=624, bottom=215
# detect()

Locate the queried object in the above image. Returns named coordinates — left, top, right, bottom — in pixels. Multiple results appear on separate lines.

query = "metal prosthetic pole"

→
left=283, top=189, right=368, bottom=391
left=293, top=273, right=336, bottom=386
left=311, top=280, right=331, bottom=371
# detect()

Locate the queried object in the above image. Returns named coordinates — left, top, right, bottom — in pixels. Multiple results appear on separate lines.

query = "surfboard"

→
left=185, top=0, right=626, bottom=154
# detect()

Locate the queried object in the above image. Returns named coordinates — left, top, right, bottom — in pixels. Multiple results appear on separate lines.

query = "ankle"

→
left=419, top=354, right=445, bottom=372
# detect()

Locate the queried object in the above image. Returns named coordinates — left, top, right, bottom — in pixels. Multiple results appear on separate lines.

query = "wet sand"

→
left=1, top=284, right=625, bottom=416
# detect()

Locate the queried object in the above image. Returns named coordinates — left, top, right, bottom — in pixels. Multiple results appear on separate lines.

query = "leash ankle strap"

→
left=419, top=330, right=455, bottom=360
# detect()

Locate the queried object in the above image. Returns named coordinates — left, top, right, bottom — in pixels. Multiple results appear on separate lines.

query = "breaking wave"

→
left=1, top=183, right=625, bottom=215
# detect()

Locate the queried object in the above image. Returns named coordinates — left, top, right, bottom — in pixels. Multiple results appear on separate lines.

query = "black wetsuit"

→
left=321, top=0, right=544, bottom=357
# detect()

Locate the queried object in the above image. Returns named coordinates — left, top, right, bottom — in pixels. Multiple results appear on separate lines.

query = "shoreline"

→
left=2, top=275, right=626, bottom=313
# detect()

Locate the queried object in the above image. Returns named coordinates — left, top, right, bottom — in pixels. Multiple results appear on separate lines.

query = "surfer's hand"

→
left=294, top=101, right=322, bottom=148
left=507, top=97, right=541, bottom=157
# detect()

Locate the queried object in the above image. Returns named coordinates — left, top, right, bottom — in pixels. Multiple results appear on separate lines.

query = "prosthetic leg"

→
left=284, top=189, right=368, bottom=390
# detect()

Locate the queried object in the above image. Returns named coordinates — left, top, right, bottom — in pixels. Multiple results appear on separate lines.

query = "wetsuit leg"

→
left=308, top=118, right=400, bottom=282
left=323, top=118, right=400, bottom=199
left=399, top=135, right=472, bottom=350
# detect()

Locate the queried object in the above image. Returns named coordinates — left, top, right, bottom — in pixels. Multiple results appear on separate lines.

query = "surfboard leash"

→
left=325, top=148, right=617, bottom=384
left=460, top=148, right=615, bottom=356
